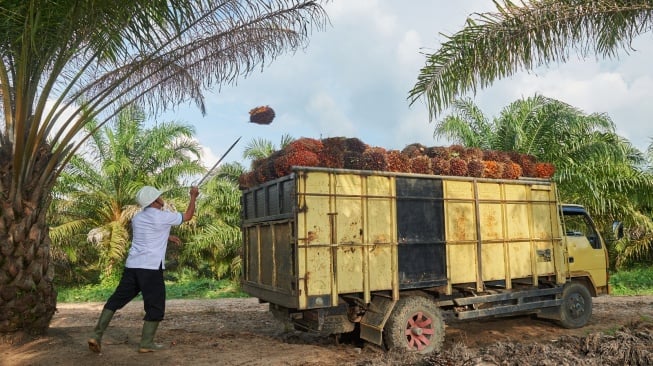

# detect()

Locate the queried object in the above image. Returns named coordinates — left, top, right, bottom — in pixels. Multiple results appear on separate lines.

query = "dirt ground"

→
left=1, top=295, right=652, bottom=366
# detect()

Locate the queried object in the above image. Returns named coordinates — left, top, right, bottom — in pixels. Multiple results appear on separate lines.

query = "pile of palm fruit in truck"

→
left=238, top=136, right=555, bottom=189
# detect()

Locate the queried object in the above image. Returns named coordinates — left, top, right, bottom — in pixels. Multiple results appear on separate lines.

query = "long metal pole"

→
left=196, top=136, right=242, bottom=187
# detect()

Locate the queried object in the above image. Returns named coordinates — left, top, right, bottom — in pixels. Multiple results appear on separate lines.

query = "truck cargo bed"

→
left=241, top=167, right=566, bottom=310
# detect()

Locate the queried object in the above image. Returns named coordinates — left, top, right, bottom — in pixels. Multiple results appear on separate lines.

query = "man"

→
left=87, top=185, right=199, bottom=353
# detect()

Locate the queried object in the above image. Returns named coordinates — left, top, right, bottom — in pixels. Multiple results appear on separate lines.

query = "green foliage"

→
left=165, top=278, right=247, bottom=299
left=436, top=95, right=653, bottom=267
left=57, top=271, right=247, bottom=303
left=407, top=0, right=653, bottom=269
left=0, top=0, right=329, bottom=336
left=178, top=170, right=243, bottom=280
left=609, top=267, right=653, bottom=295
left=57, top=284, right=123, bottom=303
left=243, top=134, right=295, bottom=165
left=409, top=0, right=653, bottom=119
left=57, top=267, right=653, bottom=302
left=49, top=105, right=204, bottom=281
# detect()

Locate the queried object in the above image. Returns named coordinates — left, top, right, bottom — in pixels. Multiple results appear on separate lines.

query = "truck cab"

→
left=562, top=204, right=610, bottom=295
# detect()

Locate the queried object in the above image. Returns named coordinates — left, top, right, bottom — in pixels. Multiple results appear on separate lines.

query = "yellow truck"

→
left=240, top=167, right=612, bottom=354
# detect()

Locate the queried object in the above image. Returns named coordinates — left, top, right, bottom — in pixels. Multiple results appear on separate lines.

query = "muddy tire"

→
left=383, top=296, right=444, bottom=354
left=558, top=282, right=592, bottom=329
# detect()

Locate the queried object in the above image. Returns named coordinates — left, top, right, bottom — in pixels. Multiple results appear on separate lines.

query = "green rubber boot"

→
left=87, top=309, right=115, bottom=353
left=138, top=321, right=165, bottom=353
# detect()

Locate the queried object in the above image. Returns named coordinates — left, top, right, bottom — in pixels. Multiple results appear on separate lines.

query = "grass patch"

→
left=57, top=284, right=124, bottom=303
left=610, top=266, right=653, bottom=296
left=59, top=267, right=653, bottom=302
left=57, top=275, right=248, bottom=303
left=166, top=277, right=248, bottom=299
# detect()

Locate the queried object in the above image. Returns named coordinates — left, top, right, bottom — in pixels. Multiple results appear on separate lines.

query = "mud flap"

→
left=359, top=296, right=396, bottom=346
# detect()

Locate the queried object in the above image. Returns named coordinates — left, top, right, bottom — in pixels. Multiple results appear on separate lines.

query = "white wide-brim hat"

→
left=135, top=186, right=163, bottom=207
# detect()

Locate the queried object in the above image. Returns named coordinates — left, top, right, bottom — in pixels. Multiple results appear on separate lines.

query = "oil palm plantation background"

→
left=49, top=106, right=203, bottom=284
left=0, top=0, right=328, bottom=338
left=177, top=169, right=244, bottom=281
left=408, top=0, right=653, bottom=119
left=436, top=95, right=653, bottom=266
left=407, top=0, right=653, bottom=267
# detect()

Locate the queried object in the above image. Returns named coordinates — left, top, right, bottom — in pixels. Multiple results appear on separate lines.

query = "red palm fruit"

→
left=250, top=157, right=266, bottom=171
left=386, top=150, right=411, bottom=172
left=362, top=147, right=387, bottom=171
left=249, top=105, right=275, bottom=125
left=431, top=158, right=451, bottom=175
left=483, top=160, right=504, bottom=179
left=508, top=151, right=523, bottom=164
left=319, top=137, right=346, bottom=168
left=449, top=144, right=465, bottom=158
left=449, top=157, right=468, bottom=176
left=238, top=172, right=253, bottom=190
left=252, top=158, right=277, bottom=183
left=409, top=155, right=431, bottom=174
left=255, top=163, right=268, bottom=183
left=502, top=162, right=523, bottom=179
left=520, top=154, right=537, bottom=177
left=344, top=137, right=368, bottom=153
left=535, top=162, right=556, bottom=178
left=426, top=146, right=450, bottom=159
left=344, top=151, right=364, bottom=169
left=274, top=150, right=320, bottom=177
left=483, top=149, right=500, bottom=162
left=286, top=137, right=323, bottom=154
left=464, top=147, right=483, bottom=161
left=497, top=151, right=512, bottom=164
left=401, top=143, right=426, bottom=158
left=467, top=159, right=484, bottom=177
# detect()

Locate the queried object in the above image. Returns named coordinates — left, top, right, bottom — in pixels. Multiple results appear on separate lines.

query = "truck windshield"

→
left=563, top=212, right=601, bottom=249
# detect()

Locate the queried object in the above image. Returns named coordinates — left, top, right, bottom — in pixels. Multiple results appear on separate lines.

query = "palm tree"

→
left=215, top=161, right=248, bottom=184
left=0, top=1, right=328, bottom=337
left=178, top=164, right=244, bottom=280
left=408, top=0, right=653, bottom=119
left=243, top=134, right=295, bottom=161
left=49, top=105, right=203, bottom=284
left=437, top=95, right=653, bottom=266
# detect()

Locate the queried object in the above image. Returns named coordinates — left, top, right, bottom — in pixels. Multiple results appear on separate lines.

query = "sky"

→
left=158, top=0, right=653, bottom=169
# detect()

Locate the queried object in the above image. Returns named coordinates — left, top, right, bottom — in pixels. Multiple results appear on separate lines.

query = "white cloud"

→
left=199, top=142, right=219, bottom=169
left=160, top=1, right=653, bottom=167
left=306, top=92, right=357, bottom=137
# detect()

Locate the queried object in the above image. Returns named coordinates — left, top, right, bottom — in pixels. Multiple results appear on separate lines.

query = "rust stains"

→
left=373, top=234, right=389, bottom=244
left=453, top=209, right=468, bottom=241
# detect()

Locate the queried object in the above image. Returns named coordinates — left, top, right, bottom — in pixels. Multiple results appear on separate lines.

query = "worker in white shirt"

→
left=87, top=185, right=199, bottom=354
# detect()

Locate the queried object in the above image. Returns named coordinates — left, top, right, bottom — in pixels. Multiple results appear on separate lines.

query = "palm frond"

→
left=409, top=0, right=653, bottom=119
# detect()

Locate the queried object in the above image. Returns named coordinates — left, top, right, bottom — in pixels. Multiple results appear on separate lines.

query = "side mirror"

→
left=612, top=221, right=624, bottom=240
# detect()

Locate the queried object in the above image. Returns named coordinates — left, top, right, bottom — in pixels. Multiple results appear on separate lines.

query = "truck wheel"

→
left=558, top=282, right=592, bottom=329
left=383, top=296, right=444, bottom=354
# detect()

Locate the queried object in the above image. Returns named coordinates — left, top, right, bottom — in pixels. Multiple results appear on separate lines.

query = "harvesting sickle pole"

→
left=196, top=136, right=242, bottom=187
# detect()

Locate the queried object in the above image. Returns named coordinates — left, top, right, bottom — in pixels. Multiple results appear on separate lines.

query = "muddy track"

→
left=2, top=295, right=652, bottom=365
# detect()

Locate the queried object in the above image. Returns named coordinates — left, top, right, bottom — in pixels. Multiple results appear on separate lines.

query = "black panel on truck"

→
left=396, top=177, right=447, bottom=289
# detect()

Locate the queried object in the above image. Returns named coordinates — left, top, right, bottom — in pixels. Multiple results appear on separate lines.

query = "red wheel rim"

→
left=404, top=311, right=434, bottom=351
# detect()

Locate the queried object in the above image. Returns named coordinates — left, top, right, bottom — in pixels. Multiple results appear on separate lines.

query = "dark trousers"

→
left=104, top=267, right=166, bottom=321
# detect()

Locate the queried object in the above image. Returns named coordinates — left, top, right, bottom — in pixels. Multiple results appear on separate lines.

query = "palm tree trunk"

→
left=0, top=146, right=57, bottom=343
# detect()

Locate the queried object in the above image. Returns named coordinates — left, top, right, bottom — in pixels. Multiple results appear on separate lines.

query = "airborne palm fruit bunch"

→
left=249, top=105, right=276, bottom=124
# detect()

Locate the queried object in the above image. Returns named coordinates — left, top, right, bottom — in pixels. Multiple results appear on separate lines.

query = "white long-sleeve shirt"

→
left=125, top=208, right=183, bottom=270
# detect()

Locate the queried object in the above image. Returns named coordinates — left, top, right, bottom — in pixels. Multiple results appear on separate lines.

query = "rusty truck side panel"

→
left=295, top=170, right=398, bottom=309
left=444, top=179, right=566, bottom=293
left=241, top=167, right=572, bottom=311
